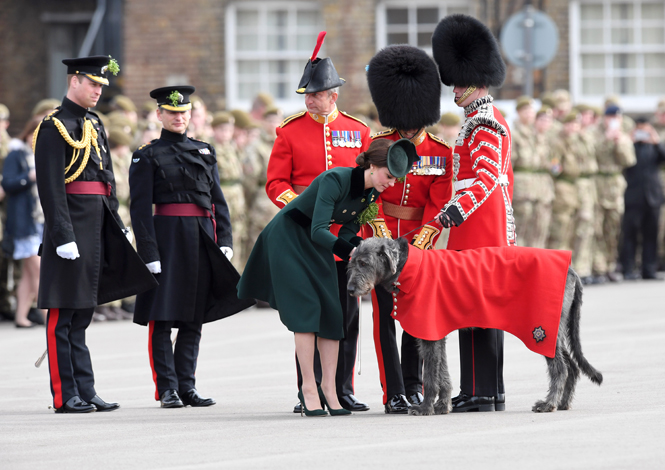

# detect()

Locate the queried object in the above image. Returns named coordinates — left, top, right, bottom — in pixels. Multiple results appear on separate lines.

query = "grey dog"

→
left=347, top=237, right=603, bottom=414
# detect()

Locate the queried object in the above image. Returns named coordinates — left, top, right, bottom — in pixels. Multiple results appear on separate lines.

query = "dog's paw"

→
left=556, top=403, right=572, bottom=410
left=408, top=405, right=435, bottom=416
left=532, top=400, right=557, bottom=412
left=434, top=401, right=450, bottom=415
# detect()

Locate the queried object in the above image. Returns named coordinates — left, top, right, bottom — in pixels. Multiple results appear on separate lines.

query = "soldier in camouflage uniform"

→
left=568, top=111, right=600, bottom=283
left=547, top=113, right=582, bottom=252
left=511, top=96, right=555, bottom=248
left=653, top=100, right=665, bottom=270
left=211, top=111, right=247, bottom=272
left=592, top=105, right=637, bottom=282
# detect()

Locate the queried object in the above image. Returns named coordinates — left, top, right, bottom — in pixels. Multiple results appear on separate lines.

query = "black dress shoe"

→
left=338, top=394, right=369, bottom=412
left=495, top=393, right=505, bottom=411
left=384, top=394, right=411, bottom=414
left=160, top=390, right=184, bottom=408
left=293, top=402, right=302, bottom=414
left=87, top=395, right=119, bottom=412
left=407, top=391, right=424, bottom=406
left=451, top=393, right=495, bottom=412
left=181, top=389, right=216, bottom=407
left=54, top=396, right=96, bottom=414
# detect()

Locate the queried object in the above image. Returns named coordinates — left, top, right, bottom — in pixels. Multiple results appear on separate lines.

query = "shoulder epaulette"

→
left=427, top=132, right=451, bottom=148
left=190, top=137, right=210, bottom=145
left=137, top=140, right=157, bottom=151
left=371, top=128, right=396, bottom=139
left=280, top=111, right=307, bottom=128
left=340, top=111, right=368, bottom=127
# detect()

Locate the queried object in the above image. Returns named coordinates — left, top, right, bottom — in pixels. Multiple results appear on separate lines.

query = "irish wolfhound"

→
left=347, top=237, right=603, bottom=414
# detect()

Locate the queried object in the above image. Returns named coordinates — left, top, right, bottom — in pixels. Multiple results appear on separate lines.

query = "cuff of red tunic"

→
left=333, top=238, right=355, bottom=260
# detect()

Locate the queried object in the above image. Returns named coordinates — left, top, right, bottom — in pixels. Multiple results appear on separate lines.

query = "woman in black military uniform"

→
left=129, top=86, right=254, bottom=409
left=238, top=138, right=417, bottom=416
left=34, top=56, right=157, bottom=413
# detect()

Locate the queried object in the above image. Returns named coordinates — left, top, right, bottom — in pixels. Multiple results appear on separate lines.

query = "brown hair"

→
left=355, top=138, right=391, bottom=169
left=18, top=117, right=41, bottom=143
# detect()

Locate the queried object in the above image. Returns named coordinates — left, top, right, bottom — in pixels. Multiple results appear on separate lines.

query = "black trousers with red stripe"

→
left=458, top=328, right=505, bottom=397
left=296, top=260, right=359, bottom=398
left=149, top=320, right=202, bottom=400
left=372, top=285, right=423, bottom=404
left=46, top=308, right=96, bottom=409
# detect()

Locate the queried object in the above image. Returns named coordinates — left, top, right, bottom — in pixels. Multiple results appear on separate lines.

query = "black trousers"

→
left=149, top=320, right=203, bottom=400
left=620, top=203, right=661, bottom=277
left=46, top=307, right=96, bottom=408
left=296, top=260, right=359, bottom=397
left=458, top=328, right=504, bottom=397
left=372, top=285, right=422, bottom=404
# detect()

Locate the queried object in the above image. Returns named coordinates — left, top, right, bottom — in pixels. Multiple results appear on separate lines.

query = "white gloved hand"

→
left=123, top=227, right=133, bottom=244
left=146, top=261, right=162, bottom=274
left=220, top=246, right=233, bottom=261
left=56, top=242, right=80, bottom=260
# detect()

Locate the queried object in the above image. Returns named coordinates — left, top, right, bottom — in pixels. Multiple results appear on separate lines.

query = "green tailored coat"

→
left=237, top=166, right=378, bottom=339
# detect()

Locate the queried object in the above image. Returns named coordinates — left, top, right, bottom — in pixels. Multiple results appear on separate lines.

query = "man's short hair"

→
left=327, top=87, right=340, bottom=97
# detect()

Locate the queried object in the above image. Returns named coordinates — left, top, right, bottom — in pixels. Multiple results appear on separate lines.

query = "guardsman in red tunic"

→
left=365, top=45, right=454, bottom=413
left=432, top=14, right=515, bottom=412
left=265, top=32, right=371, bottom=413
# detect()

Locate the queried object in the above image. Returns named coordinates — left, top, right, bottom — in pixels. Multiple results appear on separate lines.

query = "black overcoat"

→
left=34, top=97, right=158, bottom=309
left=624, top=141, right=665, bottom=208
left=129, top=129, right=254, bottom=325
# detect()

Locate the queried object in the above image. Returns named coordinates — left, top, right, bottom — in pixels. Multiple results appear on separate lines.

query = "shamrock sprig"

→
left=107, top=56, right=120, bottom=76
left=168, top=90, right=181, bottom=107
left=356, top=202, right=379, bottom=225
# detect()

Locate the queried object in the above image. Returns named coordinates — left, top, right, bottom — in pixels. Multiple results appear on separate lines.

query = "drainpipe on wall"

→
left=78, top=0, right=107, bottom=57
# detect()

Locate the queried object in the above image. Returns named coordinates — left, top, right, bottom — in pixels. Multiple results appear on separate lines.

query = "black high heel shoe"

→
left=317, top=386, right=352, bottom=416
left=297, top=389, right=327, bottom=417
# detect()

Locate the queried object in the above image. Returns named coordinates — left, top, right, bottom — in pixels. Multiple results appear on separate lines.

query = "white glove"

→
left=146, top=261, right=162, bottom=274
left=220, top=246, right=233, bottom=261
left=56, top=242, right=80, bottom=260
left=123, top=227, right=133, bottom=244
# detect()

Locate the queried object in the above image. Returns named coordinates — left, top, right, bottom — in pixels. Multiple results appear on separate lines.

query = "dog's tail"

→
left=568, top=271, right=603, bottom=385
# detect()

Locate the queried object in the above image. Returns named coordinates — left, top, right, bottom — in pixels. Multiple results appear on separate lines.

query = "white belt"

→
left=453, top=174, right=509, bottom=192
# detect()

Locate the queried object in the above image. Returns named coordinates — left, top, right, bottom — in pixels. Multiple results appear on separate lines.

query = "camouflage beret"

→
left=515, top=95, right=534, bottom=111
left=111, top=95, right=137, bottom=112
left=562, top=111, right=579, bottom=124
left=536, top=106, right=553, bottom=118
left=230, top=109, right=253, bottom=129
left=263, top=106, right=281, bottom=118
left=31, top=98, right=60, bottom=117
left=253, top=92, right=274, bottom=107
left=211, top=111, right=235, bottom=127
left=107, top=126, right=134, bottom=147
left=439, top=112, right=461, bottom=126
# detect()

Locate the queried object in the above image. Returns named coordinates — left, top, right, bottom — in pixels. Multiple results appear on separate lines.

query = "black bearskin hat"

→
left=366, top=45, right=441, bottom=130
left=431, top=14, right=506, bottom=88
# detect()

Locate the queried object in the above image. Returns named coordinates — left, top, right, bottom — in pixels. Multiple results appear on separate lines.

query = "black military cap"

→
left=62, top=55, right=119, bottom=86
left=149, top=86, right=196, bottom=112
left=387, top=138, right=419, bottom=178
left=296, top=32, right=345, bottom=94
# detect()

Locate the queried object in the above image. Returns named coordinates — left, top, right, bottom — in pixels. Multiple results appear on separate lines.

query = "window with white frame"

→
left=225, top=2, right=322, bottom=113
left=376, top=2, right=473, bottom=107
left=571, top=0, right=665, bottom=112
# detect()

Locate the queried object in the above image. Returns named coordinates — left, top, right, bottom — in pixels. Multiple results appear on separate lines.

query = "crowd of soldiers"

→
left=510, top=90, right=665, bottom=284
left=0, top=87, right=664, bottom=325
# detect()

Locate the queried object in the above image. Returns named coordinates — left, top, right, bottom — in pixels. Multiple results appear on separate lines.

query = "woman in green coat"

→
left=238, top=138, right=417, bottom=416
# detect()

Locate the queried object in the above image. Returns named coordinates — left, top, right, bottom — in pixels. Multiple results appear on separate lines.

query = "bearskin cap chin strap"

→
left=455, top=86, right=478, bottom=106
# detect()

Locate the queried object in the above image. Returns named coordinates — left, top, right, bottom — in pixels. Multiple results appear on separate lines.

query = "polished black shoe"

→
left=339, top=394, right=369, bottom=412
left=407, top=391, right=424, bottom=406
left=54, top=396, right=96, bottom=414
left=495, top=393, right=505, bottom=411
left=160, top=390, right=184, bottom=408
left=623, top=272, right=641, bottom=281
left=181, top=389, right=216, bottom=407
left=384, top=394, right=411, bottom=414
left=88, top=395, right=119, bottom=412
left=451, top=393, right=495, bottom=412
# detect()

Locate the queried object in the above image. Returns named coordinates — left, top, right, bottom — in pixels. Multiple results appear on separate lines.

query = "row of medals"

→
left=332, top=134, right=363, bottom=148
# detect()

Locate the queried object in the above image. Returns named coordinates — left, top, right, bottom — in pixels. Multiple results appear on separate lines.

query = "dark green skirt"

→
left=237, top=212, right=344, bottom=340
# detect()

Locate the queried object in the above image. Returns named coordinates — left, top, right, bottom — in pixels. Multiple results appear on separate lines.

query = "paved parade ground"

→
left=1, top=279, right=664, bottom=469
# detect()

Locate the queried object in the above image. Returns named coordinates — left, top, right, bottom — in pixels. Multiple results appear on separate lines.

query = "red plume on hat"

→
left=296, top=32, right=345, bottom=94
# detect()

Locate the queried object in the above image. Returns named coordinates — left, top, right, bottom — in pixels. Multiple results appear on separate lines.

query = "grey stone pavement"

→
left=0, top=279, right=664, bottom=470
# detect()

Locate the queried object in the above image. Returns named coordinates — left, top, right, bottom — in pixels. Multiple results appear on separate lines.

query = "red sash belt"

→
left=154, top=203, right=217, bottom=243
left=65, top=181, right=112, bottom=196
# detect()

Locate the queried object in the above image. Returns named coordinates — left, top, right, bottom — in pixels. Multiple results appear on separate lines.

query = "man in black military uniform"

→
left=34, top=56, right=157, bottom=413
left=129, top=86, right=254, bottom=408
